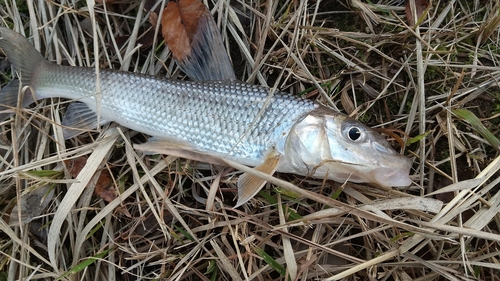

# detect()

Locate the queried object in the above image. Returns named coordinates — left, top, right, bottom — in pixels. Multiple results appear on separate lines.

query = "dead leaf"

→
left=65, top=157, right=117, bottom=203
left=340, top=83, right=355, bottom=115
left=65, top=157, right=88, bottom=178
left=10, top=185, right=55, bottom=226
left=161, top=0, right=210, bottom=60
left=177, top=0, right=207, bottom=41
left=93, top=169, right=115, bottom=203
left=162, top=1, right=191, bottom=59
left=405, top=0, right=430, bottom=26
left=376, top=128, right=408, bottom=150
left=149, top=11, right=159, bottom=29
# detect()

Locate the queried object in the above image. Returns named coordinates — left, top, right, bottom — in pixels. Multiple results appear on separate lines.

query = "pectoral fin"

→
left=235, top=151, right=281, bottom=207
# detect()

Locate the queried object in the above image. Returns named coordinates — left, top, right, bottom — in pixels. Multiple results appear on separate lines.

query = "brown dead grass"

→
left=1, top=0, right=500, bottom=280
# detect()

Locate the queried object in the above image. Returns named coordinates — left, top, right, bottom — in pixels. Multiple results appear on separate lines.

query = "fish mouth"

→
left=310, top=159, right=412, bottom=187
left=371, top=166, right=412, bottom=187
left=333, top=169, right=412, bottom=187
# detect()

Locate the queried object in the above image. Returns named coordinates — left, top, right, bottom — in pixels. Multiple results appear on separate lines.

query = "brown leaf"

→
left=340, top=83, right=355, bottom=115
left=149, top=11, right=159, bottom=29
left=178, top=0, right=207, bottom=41
left=405, top=0, right=430, bottom=26
left=93, top=169, right=116, bottom=203
left=65, top=157, right=117, bottom=203
left=376, top=128, right=408, bottom=150
left=65, top=157, right=88, bottom=178
left=162, top=1, right=191, bottom=60
left=161, top=0, right=210, bottom=60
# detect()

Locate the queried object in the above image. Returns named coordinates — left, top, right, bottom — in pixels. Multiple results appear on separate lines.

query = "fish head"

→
left=284, top=107, right=412, bottom=187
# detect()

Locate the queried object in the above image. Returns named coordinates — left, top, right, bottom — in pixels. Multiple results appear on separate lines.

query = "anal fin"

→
left=62, top=102, right=109, bottom=139
left=235, top=151, right=281, bottom=207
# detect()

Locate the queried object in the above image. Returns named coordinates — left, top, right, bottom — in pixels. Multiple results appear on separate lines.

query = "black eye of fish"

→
left=348, top=127, right=362, bottom=141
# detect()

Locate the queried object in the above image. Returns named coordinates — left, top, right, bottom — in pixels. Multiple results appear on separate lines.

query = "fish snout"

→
left=370, top=157, right=413, bottom=187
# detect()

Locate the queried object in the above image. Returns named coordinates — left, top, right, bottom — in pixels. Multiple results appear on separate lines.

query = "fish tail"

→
left=0, top=28, right=45, bottom=120
left=0, top=28, right=46, bottom=83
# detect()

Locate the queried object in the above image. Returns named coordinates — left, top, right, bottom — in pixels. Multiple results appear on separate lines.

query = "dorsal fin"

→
left=162, top=0, right=235, bottom=81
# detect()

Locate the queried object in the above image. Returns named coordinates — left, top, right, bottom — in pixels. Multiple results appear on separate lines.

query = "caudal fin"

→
left=0, top=28, right=45, bottom=84
left=0, top=79, right=35, bottom=121
left=0, top=28, right=45, bottom=121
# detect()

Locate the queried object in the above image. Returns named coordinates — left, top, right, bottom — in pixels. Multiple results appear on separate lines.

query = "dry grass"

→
left=1, top=0, right=500, bottom=280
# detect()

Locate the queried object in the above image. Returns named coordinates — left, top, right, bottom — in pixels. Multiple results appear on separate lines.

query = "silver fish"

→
left=0, top=27, right=412, bottom=206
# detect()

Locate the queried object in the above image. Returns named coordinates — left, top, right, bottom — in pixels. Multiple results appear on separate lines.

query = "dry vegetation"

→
left=1, top=0, right=500, bottom=280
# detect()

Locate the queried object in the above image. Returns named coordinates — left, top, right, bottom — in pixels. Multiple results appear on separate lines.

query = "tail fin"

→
left=0, top=28, right=45, bottom=121
left=0, top=79, right=35, bottom=121
left=0, top=28, right=46, bottom=84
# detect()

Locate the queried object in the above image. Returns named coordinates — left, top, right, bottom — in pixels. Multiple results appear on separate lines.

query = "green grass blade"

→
left=253, top=246, right=286, bottom=277
left=174, top=224, right=195, bottom=242
left=258, top=190, right=303, bottom=221
left=206, top=260, right=218, bottom=281
left=55, top=249, right=110, bottom=280
left=25, top=170, right=63, bottom=177
left=453, top=109, right=500, bottom=152
left=407, top=131, right=431, bottom=145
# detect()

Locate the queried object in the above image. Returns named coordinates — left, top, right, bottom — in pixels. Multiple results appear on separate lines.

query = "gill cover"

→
left=283, top=107, right=412, bottom=187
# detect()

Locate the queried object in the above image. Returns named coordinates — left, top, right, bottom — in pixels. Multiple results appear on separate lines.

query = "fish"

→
left=0, top=22, right=412, bottom=207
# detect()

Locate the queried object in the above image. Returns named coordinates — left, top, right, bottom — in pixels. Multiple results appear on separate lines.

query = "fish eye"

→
left=347, top=126, right=362, bottom=141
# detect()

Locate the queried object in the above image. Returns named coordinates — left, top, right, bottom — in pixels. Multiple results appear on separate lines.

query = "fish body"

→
left=36, top=62, right=316, bottom=166
left=0, top=27, right=412, bottom=205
